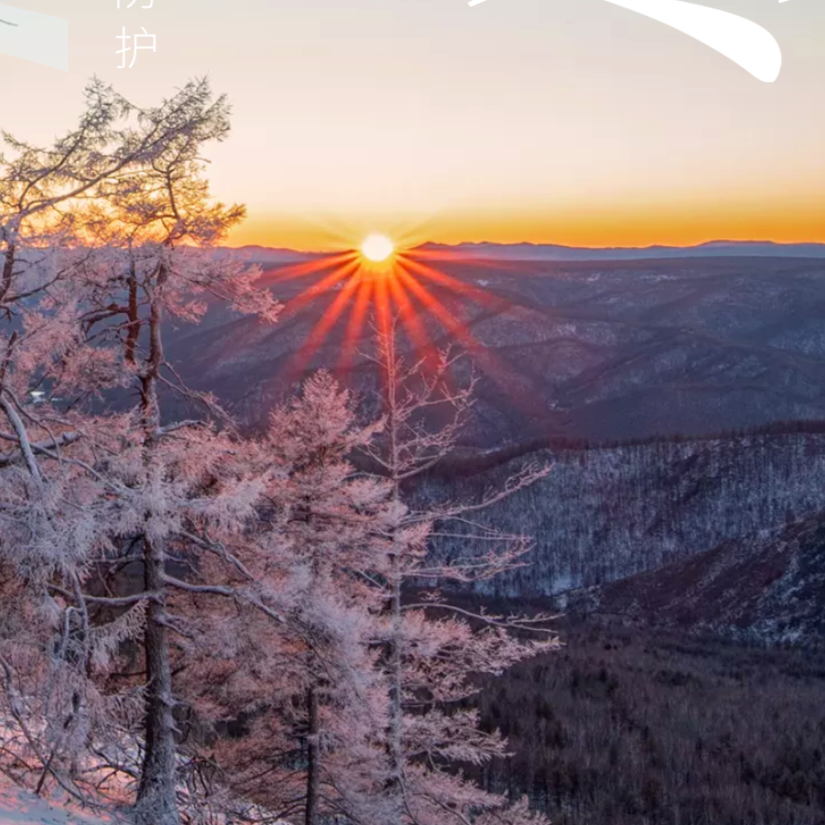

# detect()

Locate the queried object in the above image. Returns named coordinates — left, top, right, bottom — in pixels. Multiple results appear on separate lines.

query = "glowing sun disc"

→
left=361, top=233, right=394, bottom=263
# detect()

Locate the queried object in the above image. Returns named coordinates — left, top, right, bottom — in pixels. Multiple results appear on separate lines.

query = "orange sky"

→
left=5, top=0, right=825, bottom=252
left=230, top=198, right=825, bottom=252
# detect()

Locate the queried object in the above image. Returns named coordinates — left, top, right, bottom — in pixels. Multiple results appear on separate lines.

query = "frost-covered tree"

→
left=0, top=78, right=264, bottom=809
left=180, top=372, right=393, bottom=825
left=1, top=77, right=561, bottom=825
left=260, top=372, right=390, bottom=825
left=357, top=328, right=557, bottom=825
left=0, top=78, right=278, bottom=824
left=71, top=80, right=279, bottom=825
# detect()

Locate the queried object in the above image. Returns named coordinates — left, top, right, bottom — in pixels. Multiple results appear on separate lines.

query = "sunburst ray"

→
left=269, top=231, right=550, bottom=426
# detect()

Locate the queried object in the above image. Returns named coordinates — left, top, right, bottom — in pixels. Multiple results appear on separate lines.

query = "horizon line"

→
left=222, top=238, right=825, bottom=255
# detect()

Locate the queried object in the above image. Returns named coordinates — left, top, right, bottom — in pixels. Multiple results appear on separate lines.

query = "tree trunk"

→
left=125, top=262, right=139, bottom=365
left=305, top=685, right=321, bottom=825
left=135, top=297, right=179, bottom=825
left=384, top=337, right=405, bottom=825
left=134, top=536, right=180, bottom=825
left=0, top=241, right=16, bottom=305
left=386, top=549, right=404, bottom=824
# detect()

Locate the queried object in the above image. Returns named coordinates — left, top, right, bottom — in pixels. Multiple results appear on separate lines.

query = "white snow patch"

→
left=0, top=778, right=121, bottom=825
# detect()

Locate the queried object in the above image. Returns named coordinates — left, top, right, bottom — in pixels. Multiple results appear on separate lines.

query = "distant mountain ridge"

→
left=216, top=245, right=320, bottom=264
left=414, top=240, right=825, bottom=261
left=221, top=240, right=825, bottom=262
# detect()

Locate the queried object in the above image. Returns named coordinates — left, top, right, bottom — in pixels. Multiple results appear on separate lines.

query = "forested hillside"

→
left=418, top=425, right=825, bottom=600
left=164, top=254, right=825, bottom=445
left=570, top=514, right=825, bottom=646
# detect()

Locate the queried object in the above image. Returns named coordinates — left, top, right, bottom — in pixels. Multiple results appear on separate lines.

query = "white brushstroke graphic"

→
left=469, top=0, right=786, bottom=83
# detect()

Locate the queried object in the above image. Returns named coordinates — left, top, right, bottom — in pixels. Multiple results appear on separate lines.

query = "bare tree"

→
left=356, top=326, right=557, bottom=825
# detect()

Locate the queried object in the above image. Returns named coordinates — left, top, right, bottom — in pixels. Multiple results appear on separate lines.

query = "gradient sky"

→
left=2, top=0, right=824, bottom=249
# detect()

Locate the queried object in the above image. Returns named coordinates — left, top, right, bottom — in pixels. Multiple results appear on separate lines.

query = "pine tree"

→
left=184, top=371, right=394, bottom=824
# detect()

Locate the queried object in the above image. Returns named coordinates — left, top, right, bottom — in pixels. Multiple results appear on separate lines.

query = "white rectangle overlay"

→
left=0, top=2, right=68, bottom=71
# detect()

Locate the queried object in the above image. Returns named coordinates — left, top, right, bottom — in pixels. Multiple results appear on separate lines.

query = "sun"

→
left=361, top=233, right=395, bottom=263
left=272, top=230, right=512, bottom=387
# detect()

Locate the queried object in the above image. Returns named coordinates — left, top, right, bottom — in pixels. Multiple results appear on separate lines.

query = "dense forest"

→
left=469, top=623, right=825, bottom=825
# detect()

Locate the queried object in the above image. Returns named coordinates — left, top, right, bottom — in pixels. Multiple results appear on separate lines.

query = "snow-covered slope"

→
left=0, top=779, right=119, bottom=825
left=567, top=515, right=825, bottom=646
left=419, top=427, right=825, bottom=599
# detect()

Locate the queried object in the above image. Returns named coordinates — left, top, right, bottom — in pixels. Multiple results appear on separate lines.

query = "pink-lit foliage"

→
left=1, top=80, right=557, bottom=825
left=0, top=77, right=280, bottom=824
left=171, top=371, right=395, bottom=824
left=345, top=331, right=556, bottom=825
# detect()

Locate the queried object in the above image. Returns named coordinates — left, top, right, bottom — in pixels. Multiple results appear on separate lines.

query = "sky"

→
left=1, top=0, right=824, bottom=250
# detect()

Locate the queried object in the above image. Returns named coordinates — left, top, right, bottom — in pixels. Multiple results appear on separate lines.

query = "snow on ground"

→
left=0, top=778, right=120, bottom=825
